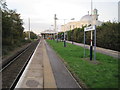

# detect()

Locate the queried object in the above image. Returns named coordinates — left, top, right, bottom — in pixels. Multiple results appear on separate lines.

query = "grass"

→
left=46, top=40, right=119, bottom=88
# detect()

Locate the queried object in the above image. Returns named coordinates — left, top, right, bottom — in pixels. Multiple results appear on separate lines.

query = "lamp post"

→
left=70, top=18, right=75, bottom=44
left=63, top=19, right=66, bottom=47
left=57, top=17, right=74, bottom=47
left=63, top=18, right=75, bottom=47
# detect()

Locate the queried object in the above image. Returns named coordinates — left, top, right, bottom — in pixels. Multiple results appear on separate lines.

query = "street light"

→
left=63, top=19, right=66, bottom=47
left=63, top=18, right=75, bottom=47
left=70, top=18, right=75, bottom=44
left=56, top=17, right=75, bottom=47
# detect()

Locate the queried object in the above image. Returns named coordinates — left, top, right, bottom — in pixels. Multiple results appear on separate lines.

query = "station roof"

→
left=41, top=30, right=57, bottom=34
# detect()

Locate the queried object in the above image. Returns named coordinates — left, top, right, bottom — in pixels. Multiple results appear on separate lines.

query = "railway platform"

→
left=15, top=38, right=80, bottom=89
left=15, top=39, right=57, bottom=88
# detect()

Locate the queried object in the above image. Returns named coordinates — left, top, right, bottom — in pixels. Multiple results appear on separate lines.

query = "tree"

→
left=2, top=9, right=24, bottom=45
left=2, top=1, right=26, bottom=55
left=24, top=31, right=37, bottom=40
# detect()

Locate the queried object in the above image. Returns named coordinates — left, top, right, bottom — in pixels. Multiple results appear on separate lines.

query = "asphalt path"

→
left=67, top=41, right=120, bottom=59
left=45, top=41, right=81, bottom=88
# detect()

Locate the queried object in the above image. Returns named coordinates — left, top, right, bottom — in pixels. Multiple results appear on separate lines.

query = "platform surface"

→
left=15, top=39, right=81, bottom=89
left=16, top=39, right=57, bottom=88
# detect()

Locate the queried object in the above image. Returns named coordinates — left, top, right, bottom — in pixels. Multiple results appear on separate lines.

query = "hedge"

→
left=58, top=22, right=120, bottom=51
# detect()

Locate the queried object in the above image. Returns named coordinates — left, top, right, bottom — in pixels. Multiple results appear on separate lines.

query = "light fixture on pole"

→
left=70, top=18, right=75, bottom=44
left=63, top=19, right=66, bottom=47
left=57, top=17, right=74, bottom=47
left=63, top=18, right=75, bottom=47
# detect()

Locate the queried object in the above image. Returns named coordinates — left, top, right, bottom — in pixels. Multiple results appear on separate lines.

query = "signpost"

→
left=84, top=25, right=96, bottom=60
left=84, top=26, right=95, bottom=32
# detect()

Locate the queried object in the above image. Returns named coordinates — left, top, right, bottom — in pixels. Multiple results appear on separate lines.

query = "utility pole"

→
left=28, top=18, right=31, bottom=39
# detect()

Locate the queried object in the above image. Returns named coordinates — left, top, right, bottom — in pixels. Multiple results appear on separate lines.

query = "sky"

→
left=6, top=0, right=119, bottom=34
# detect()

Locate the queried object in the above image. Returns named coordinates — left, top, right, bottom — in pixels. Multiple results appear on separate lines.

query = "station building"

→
left=41, top=30, right=57, bottom=39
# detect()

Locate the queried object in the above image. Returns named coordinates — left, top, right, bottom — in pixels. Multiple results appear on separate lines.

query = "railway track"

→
left=1, top=40, right=40, bottom=89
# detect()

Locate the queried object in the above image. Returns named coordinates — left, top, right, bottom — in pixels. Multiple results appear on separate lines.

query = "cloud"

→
left=6, top=0, right=118, bottom=34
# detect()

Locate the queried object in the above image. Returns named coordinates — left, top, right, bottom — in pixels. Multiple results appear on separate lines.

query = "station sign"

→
left=84, top=25, right=95, bottom=32
left=84, top=25, right=96, bottom=61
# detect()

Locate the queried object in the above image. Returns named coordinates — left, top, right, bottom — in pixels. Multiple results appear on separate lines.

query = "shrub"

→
left=65, top=22, right=120, bottom=51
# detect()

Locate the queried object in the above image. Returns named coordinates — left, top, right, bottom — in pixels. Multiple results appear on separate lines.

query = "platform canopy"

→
left=41, top=30, right=57, bottom=39
left=41, top=30, right=57, bottom=34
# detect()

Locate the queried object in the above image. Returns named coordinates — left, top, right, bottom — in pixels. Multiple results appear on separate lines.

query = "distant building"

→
left=61, top=9, right=102, bottom=32
left=41, top=30, right=57, bottom=39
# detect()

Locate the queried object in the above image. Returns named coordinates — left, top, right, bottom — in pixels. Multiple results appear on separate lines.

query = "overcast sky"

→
left=6, top=0, right=119, bottom=34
